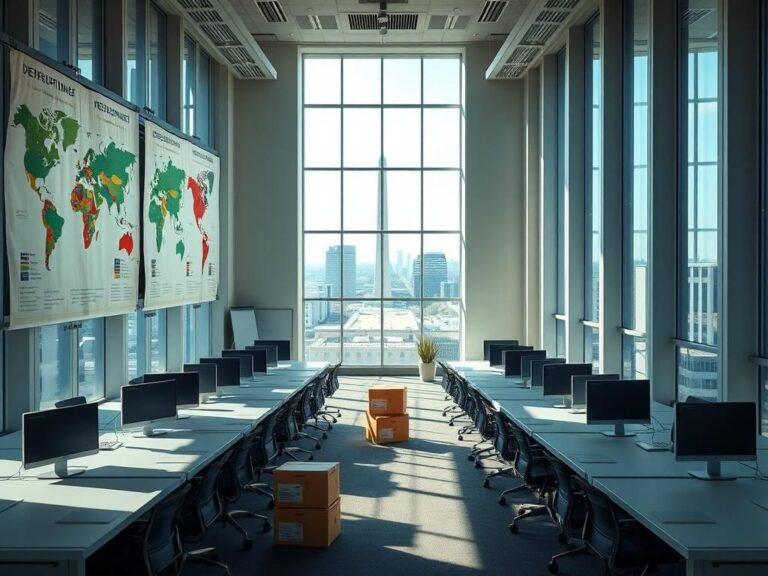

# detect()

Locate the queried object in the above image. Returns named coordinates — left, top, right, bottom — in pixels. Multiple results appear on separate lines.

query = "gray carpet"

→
left=184, top=376, right=683, bottom=575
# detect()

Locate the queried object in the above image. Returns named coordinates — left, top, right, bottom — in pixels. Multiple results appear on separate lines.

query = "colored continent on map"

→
left=41, top=200, right=64, bottom=270
left=119, top=232, right=134, bottom=255
left=148, top=159, right=186, bottom=253
left=187, top=171, right=214, bottom=271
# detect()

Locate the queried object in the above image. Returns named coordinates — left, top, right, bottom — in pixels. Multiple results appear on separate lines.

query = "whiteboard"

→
left=230, top=307, right=259, bottom=349
left=254, top=308, right=293, bottom=342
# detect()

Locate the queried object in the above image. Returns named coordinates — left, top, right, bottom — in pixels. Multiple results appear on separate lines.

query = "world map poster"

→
left=4, top=49, right=140, bottom=329
left=142, top=120, right=219, bottom=310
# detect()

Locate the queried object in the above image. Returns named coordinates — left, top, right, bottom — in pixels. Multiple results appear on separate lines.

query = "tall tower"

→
left=375, top=157, right=391, bottom=297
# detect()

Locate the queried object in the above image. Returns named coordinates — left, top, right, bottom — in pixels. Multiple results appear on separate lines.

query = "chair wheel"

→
left=308, top=454, right=314, bottom=461
left=458, top=435, right=463, bottom=441
left=474, top=460, right=481, bottom=468
left=548, top=561, right=559, bottom=574
left=243, top=538, right=253, bottom=550
left=467, top=454, right=475, bottom=461
left=442, top=412, right=447, bottom=417
left=448, top=421, right=454, bottom=427
left=482, top=478, right=490, bottom=488
left=322, top=433, right=328, bottom=439
left=558, top=533, right=567, bottom=544
left=328, top=424, right=333, bottom=430
left=262, top=522, right=272, bottom=533
left=498, top=497, right=506, bottom=506
left=509, top=523, right=519, bottom=534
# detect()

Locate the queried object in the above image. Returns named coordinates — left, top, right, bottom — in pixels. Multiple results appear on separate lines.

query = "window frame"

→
left=555, top=47, right=567, bottom=359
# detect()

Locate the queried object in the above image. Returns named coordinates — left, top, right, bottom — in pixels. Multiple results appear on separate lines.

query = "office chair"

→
left=447, top=375, right=472, bottom=427
left=320, top=362, right=343, bottom=420
left=54, top=396, right=87, bottom=408
left=248, top=415, right=281, bottom=508
left=299, top=380, right=330, bottom=438
left=294, top=386, right=325, bottom=447
left=505, top=428, right=556, bottom=533
left=311, top=367, right=336, bottom=426
left=457, top=385, right=480, bottom=441
left=482, top=411, right=519, bottom=488
left=467, top=393, right=499, bottom=465
left=218, top=434, right=272, bottom=549
left=548, top=485, right=680, bottom=575
left=547, top=457, right=588, bottom=544
left=275, top=400, right=315, bottom=460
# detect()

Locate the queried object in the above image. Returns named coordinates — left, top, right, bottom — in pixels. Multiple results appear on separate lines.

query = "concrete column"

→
left=720, top=0, right=759, bottom=401
left=648, top=0, right=678, bottom=404
left=540, top=56, right=558, bottom=356
left=4, top=329, right=35, bottom=431
left=566, top=26, right=586, bottom=363
left=166, top=306, right=183, bottom=371
left=524, top=66, right=542, bottom=350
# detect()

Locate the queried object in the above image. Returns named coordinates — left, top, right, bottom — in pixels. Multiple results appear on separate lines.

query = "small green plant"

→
left=416, top=337, right=439, bottom=364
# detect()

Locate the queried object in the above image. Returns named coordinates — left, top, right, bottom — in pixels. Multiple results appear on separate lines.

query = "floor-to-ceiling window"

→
left=184, top=303, right=211, bottom=363
left=584, top=15, right=602, bottom=369
left=183, top=34, right=197, bottom=136
left=37, top=0, right=68, bottom=61
left=76, top=0, right=102, bottom=83
left=148, top=3, right=166, bottom=119
left=622, top=0, right=649, bottom=379
left=127, top=309, right=168, bottom=379
left=555, top=48, right=567, bottom=359
left=302, top=55, right=464, bottom=366
left=677, top=0, right=720, bottom=401
left=761, top=2, right=768, bottom=435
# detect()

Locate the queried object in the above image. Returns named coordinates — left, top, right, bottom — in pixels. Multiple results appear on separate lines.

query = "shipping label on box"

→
left=278, top=522, right=304, bottom=543
left=278, top=484, right=304, bottom=504
left=379, top=428, right=394, bottom=441
left=371, top=399, right=388, bottom=411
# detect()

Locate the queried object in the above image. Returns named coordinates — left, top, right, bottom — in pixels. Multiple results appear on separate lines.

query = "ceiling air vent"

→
left=508, top=46, right=540, bottom=65
left=178, top=0, right=213, bottom=8
left=256, top=1, right=287, bottom=23
left=521, top=23, right=559, bottom=45
left=536, top=9, right=569, bottom=23
left=296, top=14, right=339, bottom=30
left=682, top=8, right=714, bottom=26
left=252, top=33, right=278, bottom=41
left=428, top=14, right=470, bottom=30
left=478, top=1, right=508, bottom=23
left=348, top=13, right=418, bottom=31
left=544, top=0, right=579, bottom=8
left=235, top=63, right=266, bottom=79
left=188, top=9, right=221, bottom=24
left=200, top=23, right=239, bottom=45
left=499, top=64, right=526, bottom=79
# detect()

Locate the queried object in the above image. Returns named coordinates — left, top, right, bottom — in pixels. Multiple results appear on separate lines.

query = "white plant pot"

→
left=418, top=362, right=436, bottom=382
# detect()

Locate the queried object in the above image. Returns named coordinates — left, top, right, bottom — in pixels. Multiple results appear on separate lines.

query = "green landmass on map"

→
left=148, top=159, right=186, bottom=253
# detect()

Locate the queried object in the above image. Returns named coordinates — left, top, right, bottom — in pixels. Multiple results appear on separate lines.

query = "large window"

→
left=302, top=55, right=464, bottom=366
left=584, top=15, right=602, bottom=369
left=37, top=0, right=68, bottom=61
left=76, top=0, right=102, bottom=83
left=182, top=36, right=213, bottom=145
left=761, top=3, right=768, bottom=436
left=622, top=0, right=649, bottom=379
left=127, top=309, right=167, bottom=379
left=126, top=1, right=166, bottom=118
left=677, top=0, right=720, bottom=401
left=555, top=48, right=567, bottom=359
left=38, top=319, right=105, bottom=409
left=184, top=303, right=212, bottom=363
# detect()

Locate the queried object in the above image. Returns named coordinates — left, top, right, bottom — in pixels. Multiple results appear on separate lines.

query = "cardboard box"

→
left=274, top=461, right=340, bottom=509
left=274, top=498, right=341, bottom=547
left=365, top=411, right=409, bottom=444
left=368, top=384, right=407, bottom=416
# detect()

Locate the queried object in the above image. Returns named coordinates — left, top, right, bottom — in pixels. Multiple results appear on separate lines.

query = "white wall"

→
left=231, top=43, right=526, bottom=361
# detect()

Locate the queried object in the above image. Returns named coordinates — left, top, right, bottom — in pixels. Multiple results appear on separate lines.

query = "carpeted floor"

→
left=184, top=376, right=683, bottom=575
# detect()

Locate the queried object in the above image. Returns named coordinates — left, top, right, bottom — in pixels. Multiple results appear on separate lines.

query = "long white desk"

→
left=0, top=362, right=329, bottom=575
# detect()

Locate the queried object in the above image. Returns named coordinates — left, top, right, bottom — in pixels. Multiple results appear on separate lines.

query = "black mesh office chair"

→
left=319, top=363, right=343, bottom=420
left=249, top=414, right=281, bottom=508
left=483, top=411, right=519, bottom=488
left=298, top=381, right=329, bottom=439
left=467, top=393, right=499, bottom=465
left=275, top=398, right=314, bottom=461
left=505, top=428, right=555, bottom=533
left=547, top=457, right=587, bottom=544
left=294, top=386, right=324, bottom=448
left=54, top=396, right=87, bottom=408
left=218, top=434, right=272, bottom=549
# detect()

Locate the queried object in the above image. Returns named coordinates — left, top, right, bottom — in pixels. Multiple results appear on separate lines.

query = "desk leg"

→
left=686, top=560, right=704, bottom=576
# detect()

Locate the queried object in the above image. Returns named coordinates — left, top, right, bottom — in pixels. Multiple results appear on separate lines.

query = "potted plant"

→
left=416, top=337, right=439, bottom=382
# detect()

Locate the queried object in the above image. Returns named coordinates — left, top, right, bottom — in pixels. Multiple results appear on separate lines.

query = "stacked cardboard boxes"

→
left=273, top=462, right=341, bottom=547
left=365, top=384, right=409, bottom=444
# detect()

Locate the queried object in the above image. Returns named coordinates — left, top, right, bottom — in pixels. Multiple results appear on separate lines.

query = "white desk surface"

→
left=594, top=477, right=768, bottom=564
left=274, top=361, right=330, bottom=372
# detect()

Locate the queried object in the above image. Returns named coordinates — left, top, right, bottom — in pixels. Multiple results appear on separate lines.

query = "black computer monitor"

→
left=184, top=363, right=218, bottom=401
left=571, top=374, right=620, bottom=412
left=254, top=339, right=291, bottom=361
left=586, top=379, right=651, bottom=437
left=200, top=357, right=240, bottom=393
left=223, top=349, right=268, bottom=375
left=521, top=351, right=547, bottom=380
left=542, top=363, right=592, bottom=407
left=483, top=339, right=518, bottom=361
left=22, top=402, right=99, bottom=479
left=502, top=347, right=537, bottom=377
left=221, top=350, right=255, bottom=379
left=121, top=379, right=177, bottom=437
left=142, top=372, right=200, bottom=411
left=490, top=344, right=530, bottom=367
left=247, top=344, right=278, bottom=367
left=674, top=402, right=756, bottom=480
left=530, top=358, right=566, bottom=388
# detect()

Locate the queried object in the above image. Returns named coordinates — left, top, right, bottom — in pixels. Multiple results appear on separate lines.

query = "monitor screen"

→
left=121, top=380, right=177, bottom=427
left=490, top=344, right=530, bottom=367
left=503, top=347, right=537, bottom=377
left=542, top=363, right=592, bottom=397
left=483, top=340, right=518, bottom=361
left=674, top=402, right=756, bottom=461
left=248, top=344, right=278, bottom=367
left=221, top=350, right=254, bottom=378
left=586, top=379, right=651, bottom=424
left=254, top=339, right=291, bottom=361
left=23, top=402, right=99, bottom=470
left=229, top=348, right=267, bottom=373
left=571, top=374, right=620, bottom=408
left=530, top=358, right=566, bottom=387
left=143, top=372, right=200, bottom=408
left=520, top=351, right=547, bottom=378
left=200, top=357, right=240, bottom=388
left=184, top=363, right=217, bottom=394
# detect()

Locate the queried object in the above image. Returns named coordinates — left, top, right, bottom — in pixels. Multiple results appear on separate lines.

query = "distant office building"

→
left=304, top=284, right=332, bottom=327
left=326, top=245, right=356, bottom=297
left=440, top=281, right=459, bottom=298
left=413, top=252, right=448, bottom=298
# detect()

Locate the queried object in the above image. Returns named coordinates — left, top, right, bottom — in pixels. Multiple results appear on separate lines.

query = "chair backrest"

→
left=222, top=435, right=258, bottom=502
left=511, top=428, right=538, bottom=483
left=583, top=486, right=620, bottom=561
left=193, top=450, right=231, bottom=531
left=143, top=484, right=191, bottom=576
left=549, top=457, right=582, bottom=527
left=54, top=396, right=87, bottom=408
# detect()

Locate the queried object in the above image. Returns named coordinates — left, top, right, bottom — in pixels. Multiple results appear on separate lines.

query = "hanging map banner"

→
left=4, top=49, right=140, bottom=329
left=142, top=120, right=219, bottom=310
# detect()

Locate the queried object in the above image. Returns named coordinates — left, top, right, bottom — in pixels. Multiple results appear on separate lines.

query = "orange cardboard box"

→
left=274, top=461, right=340, bottom=509
left=368, top=384, right=407, bottom=416
left=364, top=410, right=409, bottom=444
left=274, top=498, right=341, bottom=547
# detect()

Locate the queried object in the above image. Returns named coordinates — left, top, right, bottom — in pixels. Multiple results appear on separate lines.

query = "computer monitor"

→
left=542, top=363, right=592, bottom=408
left=570, top=374, right=620, bottom=413
left=586, top=379, right=651, bottom=437
left=22, top=402, right=99, bottom=479
left=142, top=372, right=200, bottom=413
left=674, top=402, right=756, bottom=481
left=223, top=349, right=268, bottom=375
left=502, top=347, right=537, bottom=378
left=520, top=351, right=547, bottom=382
left=200, top=357, right=240, bottom=394
left=530, top=358, right=566, bottom=388
left=247, top=344, right=278, bottom=367
left=221, top=350, right=255, bottom=379
left=121, top=379, right=177, bottom=437
left=483, top=340, right=518, bottom=361
left=489, top=344, right=530, bottom=367
left=254, top=339, right=291, bottom=361
left=184, top=363, right=218, bottom=402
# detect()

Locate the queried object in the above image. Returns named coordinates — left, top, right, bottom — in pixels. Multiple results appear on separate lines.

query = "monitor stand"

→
left=601, top=423, right=635, bottom=438
left=38, top=459, right=87, bottom=479
left=135, top=424, right=168, bottom=438
left=553, top=396, right=570, bottom=409
left=689, top=459, right=737, bottom=481
left=568, top=407, right=586, bottom=414
left=176, top=414, right=191, bottom=420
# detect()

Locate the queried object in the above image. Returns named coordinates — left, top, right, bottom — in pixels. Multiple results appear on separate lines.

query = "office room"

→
left=0, top=0, right=766, bottom=574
